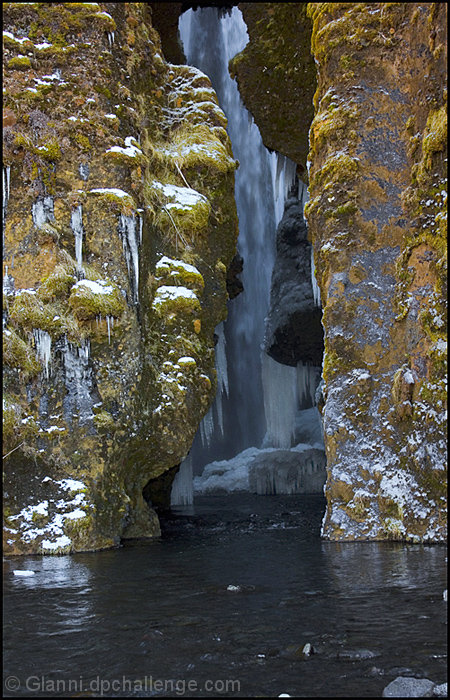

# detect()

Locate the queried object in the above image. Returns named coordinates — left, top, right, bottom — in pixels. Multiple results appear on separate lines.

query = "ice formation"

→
left=118, top=214, right=139, bottom=303
left=71, top=204, right=84, bottom=274
left=62, top=339, right=94, bottom=425
left=33, top=330, right=52, bottom=379
left=311, top=246, right=321, bottom=307
left=170, top=454, right=194, bottom=506
left=32, top=196, right=54, bottom=229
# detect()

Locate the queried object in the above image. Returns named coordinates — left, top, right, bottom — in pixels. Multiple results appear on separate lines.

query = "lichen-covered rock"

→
left=230, top=2, right=317, bottom=173
left=305, top=2, right=447, bottom=541
left=230, top=2, right=446, bottom=542
left=3, top=2, right=238, bottom=554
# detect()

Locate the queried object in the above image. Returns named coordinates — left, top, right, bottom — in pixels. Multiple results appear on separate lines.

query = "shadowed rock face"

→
left=264, top=196, right=323, bottom=367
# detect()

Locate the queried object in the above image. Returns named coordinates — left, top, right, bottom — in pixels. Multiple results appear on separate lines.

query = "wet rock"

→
left=264, top=197, right=323, bottom=367
left=382, top=677, right=435, bottom=697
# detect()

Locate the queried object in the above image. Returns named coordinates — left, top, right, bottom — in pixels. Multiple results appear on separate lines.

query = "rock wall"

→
left=3, top=2, right=238, bottom=554
left=233, top=2, right=447, bottom=541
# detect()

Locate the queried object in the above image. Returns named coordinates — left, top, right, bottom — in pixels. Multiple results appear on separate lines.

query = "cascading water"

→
left=179, top=7, right=296, bottom=468
left=173, top=7, right=324, bottom=504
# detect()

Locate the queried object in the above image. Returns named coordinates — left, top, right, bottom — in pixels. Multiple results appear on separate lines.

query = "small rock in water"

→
left=382, top=677, right=435, bottom=697
left=302, top=642, right=313, bottom=657
left=13, top=570, right=35, bottom=577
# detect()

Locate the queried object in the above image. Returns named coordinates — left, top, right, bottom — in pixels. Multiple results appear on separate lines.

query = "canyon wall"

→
left=3, top=2, right=447, bottom=552
left=3, top=2, right=238, bottom=554
left=232, top=2, right=447, bottom=541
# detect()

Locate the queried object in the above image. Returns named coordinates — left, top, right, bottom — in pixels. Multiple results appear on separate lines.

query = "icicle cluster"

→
left=33, top=329, right=52, bottom=379
left=62, top=339, right=94, bottom=425
left=262, top=354, right=321, bottom=449
left=310, top=246, right=321, bottom=308
left=170, top=454, right=194, bottom=506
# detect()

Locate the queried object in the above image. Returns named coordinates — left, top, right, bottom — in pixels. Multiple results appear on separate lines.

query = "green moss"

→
left=35, top=138, right=61, bottom=162
left=422, top=106, right=447, bottom=164
left=381, top=517, right=405, bottom=540
left=88, top=189, right=136, bottom=216
left=74, top=133, right=92, bottom=152
left=148, top=182, right=211, bottom=249
left=154, top=257, right=204, bottom=296
left=7, top=55, right=31, bottom=69
left=93, top=411, right=116, bottom=433
left=3, top=328, right=41, bottom=376
left=9, top=291, right=82, bottom=342
left=152, top=287, right=201, bottom=318
left=68, top=280, right=126, bottom=321
left=38, top=265, right=77, bottom=301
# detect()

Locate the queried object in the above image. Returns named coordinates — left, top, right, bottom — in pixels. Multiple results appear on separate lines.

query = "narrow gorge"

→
left=3, top=2, right=447, bottom=556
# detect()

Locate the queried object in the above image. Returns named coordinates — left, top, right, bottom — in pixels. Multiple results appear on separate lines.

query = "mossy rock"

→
left=8, top=290, right=80, bottom=340
left=7, top=55, right=32, bottom=69
left=68, top=279, right=126, bottom=320
left=152, top=285, right=201, bottom=318
left=163, top=123, right=237, bottom=174
left=3, top=328, right=41, bottom=376
left=150, top=181, right=211, bottom=245
left=154, top=256, right=204, bottom=295
left=38, top=265, right=77, bottom=301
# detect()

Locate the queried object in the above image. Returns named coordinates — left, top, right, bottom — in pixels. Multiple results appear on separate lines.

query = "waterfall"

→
left=180, top=7, right=297, bottom=469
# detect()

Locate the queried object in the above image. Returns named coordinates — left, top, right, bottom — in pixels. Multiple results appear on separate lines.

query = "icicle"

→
left=107, top=31, right=115, bottom=46
left=106, top=315, right=111, bottom=344
left=71, top=204, right=84, bottom=273
left=4, top=165, right=11, bottom=204
left=262, top=353, right=298, bottom=449
left=138, top=213, right=143, bottom=246
left=296, top=362, right=321, bottom=408
left=311, top=246, right=321, bottom=307
left=170, top=454, right=194, bottom=506
left=33, top=329, right=52, bottom=379
left=3, top=265, right=14, bottom=296
left=32, top=196, right=54, bottom=229
left=118, top=214, right=139, bottom=303
left=199, top=407, right=214, bottom=448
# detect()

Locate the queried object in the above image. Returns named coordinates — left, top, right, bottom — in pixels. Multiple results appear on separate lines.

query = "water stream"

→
left=4, top=494, right=447, bottom=698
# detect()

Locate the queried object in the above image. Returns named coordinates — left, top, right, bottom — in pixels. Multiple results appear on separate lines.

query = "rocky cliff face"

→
left=3, top=3, right=447, bottom=552
left=3, top=2, right=238, bottom=554
left=233, top=2, right=447, bottom=541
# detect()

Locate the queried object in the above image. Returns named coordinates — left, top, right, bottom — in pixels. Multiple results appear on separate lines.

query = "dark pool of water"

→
left=3, top=494, right=447, bottom=697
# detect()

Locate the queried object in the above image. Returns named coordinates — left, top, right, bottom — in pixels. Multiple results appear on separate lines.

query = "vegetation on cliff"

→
left=3, top=1, right=238, bottom=554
